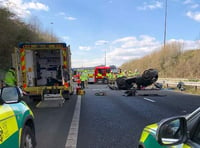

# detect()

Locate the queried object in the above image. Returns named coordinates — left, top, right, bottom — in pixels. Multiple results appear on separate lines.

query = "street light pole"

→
left=50, top=22, right=53, bottom=42
left=105, top=49, right=106, bottom=66
left=163, top=0, right=168, bottom=49
left=103, top=42, right=108, bottom=66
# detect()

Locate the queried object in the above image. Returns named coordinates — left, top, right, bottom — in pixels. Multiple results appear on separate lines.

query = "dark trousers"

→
left=81, top=81, right=85, bottom=89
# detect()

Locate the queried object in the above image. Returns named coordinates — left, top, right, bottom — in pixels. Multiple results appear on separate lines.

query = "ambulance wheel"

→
left=20, top=126, right=36, bottom=148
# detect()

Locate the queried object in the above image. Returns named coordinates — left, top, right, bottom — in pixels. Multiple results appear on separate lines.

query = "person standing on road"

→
left=80, top=72, right=84, bottom=89
left=80, top=71, right=88, bottom=89
left=106, top=71, right=112, bottom=85
left=4, top=67, right=17, bottom=86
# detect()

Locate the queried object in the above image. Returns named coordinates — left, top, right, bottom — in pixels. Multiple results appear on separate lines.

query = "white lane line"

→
left=143, top=97, right=156, bottom=103
left=65, top=95, right=81, bottom=148
left=91, top=88, right=109, bottom=91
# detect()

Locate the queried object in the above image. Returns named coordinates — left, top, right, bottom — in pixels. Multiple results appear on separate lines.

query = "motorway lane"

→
left=29, top=95, right=77, bottom=148
left=78, top=86, right=148, bottom=148
left=77, top=85, right=200, bottom=148
left=29, top=84, right=200, bottom=148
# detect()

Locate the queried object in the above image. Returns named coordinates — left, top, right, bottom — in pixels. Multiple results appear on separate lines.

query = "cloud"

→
left=79, top=46, right=91, bottom=51
left=169, top=39, right=200, bottom=50
left=23, top=2, right=48, bottom=11
left=58, top=12, right=66, bottom=16
left=190, top=4, right=199, bottom=9
left=72, top=57, right=104, bottom=68
left=107, top=35, right=161, bottom=65
left=137, top=1, right=163, bottom=10
left=73, top=35, right=162, bottom=67
left=183, top=0, right=193, bottom=5
left=72, top=35, right=200, bottom=67
left=113, top=35, right=160, bottom=49
left=0, top=0, right=49, bottom=18
left=60, top=36, right=70, bottom=43
left=186, top=11, right=200, bottom=22
left=106, top=36, right=199, bottom=67
left=58, top=12, right=77, bottom=21
left=183, top=0, right=200, bottom=21
left=64, top=16, right=77, bottom=21
left=95, top=40, right=109, bottom=46
left=183, top=0, right=199, bottom=9
left=113, top=37, right=136, bottom=44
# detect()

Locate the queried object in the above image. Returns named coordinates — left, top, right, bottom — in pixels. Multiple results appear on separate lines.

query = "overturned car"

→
left=116, top=68, right=159, bottom=90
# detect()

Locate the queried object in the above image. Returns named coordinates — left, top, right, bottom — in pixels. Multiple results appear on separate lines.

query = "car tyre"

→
left=20, top=126, right=35, bottom=148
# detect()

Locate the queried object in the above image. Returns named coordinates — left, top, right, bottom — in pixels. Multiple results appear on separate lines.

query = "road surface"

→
left=29, top=84, right=200, bottom=148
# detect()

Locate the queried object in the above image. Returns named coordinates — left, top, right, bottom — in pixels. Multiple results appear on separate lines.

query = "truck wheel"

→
left=20, top=126, right=36, bottom=148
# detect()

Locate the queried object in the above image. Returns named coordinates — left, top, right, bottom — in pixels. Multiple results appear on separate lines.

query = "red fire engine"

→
left=94, top=66, right=111, bottom=83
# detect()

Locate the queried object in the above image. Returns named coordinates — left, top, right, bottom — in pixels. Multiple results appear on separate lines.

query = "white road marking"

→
left=91, top=88, right=109, bottom=91
left=182, top=110, right=187, bottom=113
left=143, top=97, right=156, bottom=103
left=65, top=95, right=81, bottom=148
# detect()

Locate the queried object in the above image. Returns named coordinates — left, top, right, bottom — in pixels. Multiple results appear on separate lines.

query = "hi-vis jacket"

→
left=4, top=68, right=17, bottom=86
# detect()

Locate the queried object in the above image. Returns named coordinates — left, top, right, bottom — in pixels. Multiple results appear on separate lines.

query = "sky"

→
left=0, top=0, right=200, bottom=68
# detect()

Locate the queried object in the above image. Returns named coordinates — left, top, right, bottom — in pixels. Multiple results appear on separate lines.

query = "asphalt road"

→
left=29, top=84, right=200, bottom=148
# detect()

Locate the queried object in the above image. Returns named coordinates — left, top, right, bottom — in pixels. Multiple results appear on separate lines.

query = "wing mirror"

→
left=0, top=87, right=22, bottom=104
left=156, top=116, right=187, bottom=146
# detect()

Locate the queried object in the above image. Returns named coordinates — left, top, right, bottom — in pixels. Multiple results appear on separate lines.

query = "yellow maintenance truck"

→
left=12, top=42, right=73, bottom=106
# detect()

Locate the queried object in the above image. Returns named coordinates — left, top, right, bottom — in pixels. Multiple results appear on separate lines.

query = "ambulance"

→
left=138, top=107, right=200, bottom=148
left=0, top=86, right=36, bottom=148
left=12, top=42, right=73, bottom=102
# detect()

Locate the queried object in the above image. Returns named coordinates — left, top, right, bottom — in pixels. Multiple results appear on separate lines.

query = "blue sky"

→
left=0, top=0, right=200, bottom=68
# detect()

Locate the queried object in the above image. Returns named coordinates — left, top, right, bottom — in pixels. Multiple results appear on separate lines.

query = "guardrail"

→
left=158, top=78, right=200, bottom=90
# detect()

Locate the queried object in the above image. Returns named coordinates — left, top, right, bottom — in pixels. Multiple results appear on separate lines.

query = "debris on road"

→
left=95, top=91, right=106, bottom=96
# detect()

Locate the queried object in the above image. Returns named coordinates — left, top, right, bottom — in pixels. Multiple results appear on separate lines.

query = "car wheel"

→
left=20, top=126, right=35, bottom=148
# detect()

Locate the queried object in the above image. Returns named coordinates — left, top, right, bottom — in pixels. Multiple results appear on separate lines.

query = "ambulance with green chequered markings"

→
left=0, top=86, right=36, bottom=148
left=138, top=107, right=200, bottom=148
